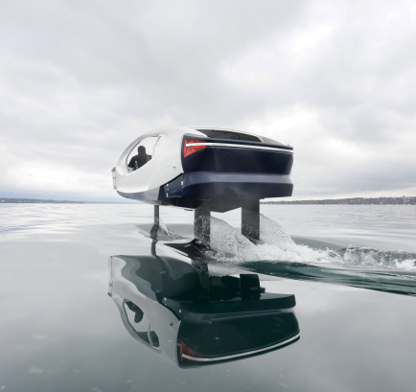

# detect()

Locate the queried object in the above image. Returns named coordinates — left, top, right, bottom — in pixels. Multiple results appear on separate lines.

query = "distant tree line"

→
left=2, top=196, right=415, bottom=205
left=262, top=196, right=416, bottom=205
left=0, top=198, right=86, bottom=204
left=0, top=198, right=128, bottom=204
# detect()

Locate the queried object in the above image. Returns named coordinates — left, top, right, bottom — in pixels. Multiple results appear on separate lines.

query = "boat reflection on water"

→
left=108, top=242, right=300, bottom=367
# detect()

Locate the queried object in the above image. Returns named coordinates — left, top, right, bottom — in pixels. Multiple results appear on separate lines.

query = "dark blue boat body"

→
left=118, top=136, right=293, bottom=213
left=109, top=252, right=299, bottom=367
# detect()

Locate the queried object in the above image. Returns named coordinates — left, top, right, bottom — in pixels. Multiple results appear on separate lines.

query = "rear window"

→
left=197, top=129, right=261, bottom=143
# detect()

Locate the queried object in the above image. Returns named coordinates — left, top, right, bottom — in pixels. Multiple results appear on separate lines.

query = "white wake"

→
left=209, top=215, right=416, bottom=272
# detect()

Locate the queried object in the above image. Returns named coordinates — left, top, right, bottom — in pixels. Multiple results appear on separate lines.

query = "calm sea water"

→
left=0, top=204, right=415, bottom=391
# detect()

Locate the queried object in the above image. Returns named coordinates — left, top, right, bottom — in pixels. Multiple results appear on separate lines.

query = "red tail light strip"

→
left=184, top=141, right=293, bottom=156
left=183, top=139, right=206, bottom=157
left=179, top=340, right=204, bottom=364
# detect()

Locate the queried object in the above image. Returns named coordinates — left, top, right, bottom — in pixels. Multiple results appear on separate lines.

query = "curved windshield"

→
left=126, top=136, right=159, bottom=172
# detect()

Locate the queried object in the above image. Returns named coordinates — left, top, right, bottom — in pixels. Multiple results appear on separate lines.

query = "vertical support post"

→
left=192, top=259, right=210, bottom=299
left=154, top=205, right=160, bottom=226
left=150, top=205, right=160, bottom=255
left=242, top=199, right=260, bottom=243
left=194, top=199, right=211, bottom=247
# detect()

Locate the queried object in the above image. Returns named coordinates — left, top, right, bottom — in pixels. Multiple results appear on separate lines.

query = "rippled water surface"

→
left=0, top=204, right=415, bottom=391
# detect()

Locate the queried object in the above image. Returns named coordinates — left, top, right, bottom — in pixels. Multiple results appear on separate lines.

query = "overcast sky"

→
left=1, top=0, right=416, bottom=201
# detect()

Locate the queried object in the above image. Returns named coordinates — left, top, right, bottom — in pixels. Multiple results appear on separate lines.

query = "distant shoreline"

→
left=0, top=198, right=130, bottom=204
left=262, top=196, right=416, bottom=205
left=1, top=196, right=415, bottom=205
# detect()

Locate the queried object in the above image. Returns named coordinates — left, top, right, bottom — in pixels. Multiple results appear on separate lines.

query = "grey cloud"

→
left=1, top=0, right=416, bottom=200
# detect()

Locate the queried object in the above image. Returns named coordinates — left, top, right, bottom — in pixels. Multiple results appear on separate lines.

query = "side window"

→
left=126, top=136, right=159, bottom=172
left=124, top=301, right=160, bottom=349
left=152, top=135, right=165, bottom=157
